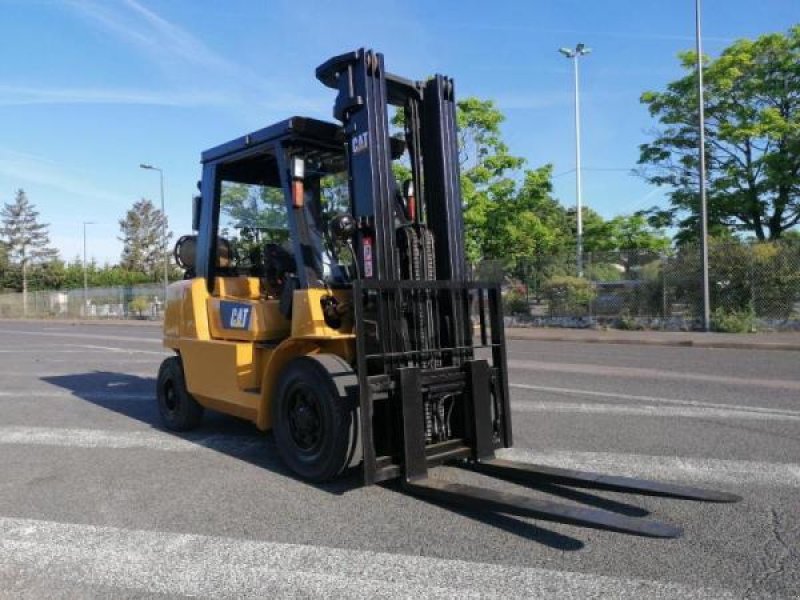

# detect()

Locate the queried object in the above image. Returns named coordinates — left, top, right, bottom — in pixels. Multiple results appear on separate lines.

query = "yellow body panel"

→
left=163, top=276, right=355, bottom=431
left=207, top=297, right=290, bottom=341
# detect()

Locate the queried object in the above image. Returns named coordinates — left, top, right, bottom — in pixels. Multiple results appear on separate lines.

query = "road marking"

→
left=509, top=383, right=800, bottom=417
left=3, top=425, right=799, bottom=490
left=510, top=400, right=800, bottom=422
left=507, top=359, right=800, bottom=391
left=0, top=349, right=119, bottom=354
left=0, top=391, right=152, bottom=400
left=0, top=516, right=735, bottom=599
left=0, top=329, right=161, bottom=344
left=64, top=343, right=169, bottom=356
left=0, top=345, right=167, bottom=356
left=498, top=448, right=800, bottom=488
left=0, top=426, right=264, bottom=453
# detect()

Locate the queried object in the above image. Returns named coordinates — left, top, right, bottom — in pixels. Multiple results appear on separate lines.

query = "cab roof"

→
left=201, top=116, right=344, bottom=164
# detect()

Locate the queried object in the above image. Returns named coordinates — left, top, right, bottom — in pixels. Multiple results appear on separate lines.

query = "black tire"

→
left=272, top=354, right=359, bottom=482
left=157, top=356, right=204, bottom=431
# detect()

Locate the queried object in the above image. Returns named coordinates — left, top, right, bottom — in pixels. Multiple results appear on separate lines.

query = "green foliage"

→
left=585, top=262, right=623, bottom=282
left=119, top=198, right=173, bottom=277
left=127, top=296, right=150, bottom=317
left=395, top=95, right=671, bottom=265
left=456, top=98, right=526, bottom=263
left=665, top=238, right=799, bottom=318
left=542, top=275, right=595, bottom=317
left=220, top=183, right=287, bottom=234
left=502, top=288, right=530, bottom=316
left=0, top=189, right=58, bottom=266
left=484, top=164, right=574, bottom=266
left=711, top=306, right=756, bottom=333
left=639, top=26, right=800, bottom=242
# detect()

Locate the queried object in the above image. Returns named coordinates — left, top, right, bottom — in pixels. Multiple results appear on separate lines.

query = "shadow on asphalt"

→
left=40, top=370, right=362, bottom=496
left=41, top=370, right=647, bottom=550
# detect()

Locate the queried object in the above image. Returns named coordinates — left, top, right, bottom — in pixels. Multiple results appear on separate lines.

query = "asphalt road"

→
left=0, top=320, right=797, bottom=598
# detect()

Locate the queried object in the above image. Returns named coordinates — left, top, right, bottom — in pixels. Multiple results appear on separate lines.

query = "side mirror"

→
left=329, top=213, right=355, bottom=242
left=191, top=195, right=201, bottom=232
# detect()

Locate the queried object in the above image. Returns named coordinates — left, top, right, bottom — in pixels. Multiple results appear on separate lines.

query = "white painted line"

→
left=0, top=391, right=152, bottom=400
left=510, top=383, right=800, bottom=417
left=0, top=516, right=735, bottom=599
left=0, top=349, right=118, bottom=354
left=0, top=426, right=264, bottom=453
left=498, top=448, right=800, bottom=488
left=64, top=344, right=169, bottom=356
left=0, top=329, right=161, bottom=344
left=0, top=345, right=168, bottom=355
left=507, top=359, right=800, bottom=391
left=510, top=400, right=800, bottom=422
left=35, top=358, right=160, bottom=364
left=2, top=424, right=799, bottom=490
left=0, top=368, right=156, bottom=376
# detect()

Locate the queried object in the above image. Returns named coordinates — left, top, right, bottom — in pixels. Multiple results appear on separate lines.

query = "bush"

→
left=542, top=276, right=595, bottom=317
left=585, top=262, right=623, bottom=282
left=503, top=289, right=530, bottom=316
left=711, top=306, right=756, bottom=333
left=128, top=296, right=150, bottom=317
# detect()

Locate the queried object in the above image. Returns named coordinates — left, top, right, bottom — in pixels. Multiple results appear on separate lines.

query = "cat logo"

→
left=351, top=131, right=369, bottom=154
left=221, top=301, right=252, bottom=330
left=229, top=307, right=250, bottom=328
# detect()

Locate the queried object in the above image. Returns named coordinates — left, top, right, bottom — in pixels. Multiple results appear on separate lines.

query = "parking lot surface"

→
left=0, top=321, right=798, bottom=598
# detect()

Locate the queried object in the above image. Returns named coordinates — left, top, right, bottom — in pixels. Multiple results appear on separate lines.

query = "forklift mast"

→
left=317, top=49, right=512, bottom=485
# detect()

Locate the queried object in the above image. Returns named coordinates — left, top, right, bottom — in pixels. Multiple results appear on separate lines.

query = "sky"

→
left=0, top=0, right=797, bottom=263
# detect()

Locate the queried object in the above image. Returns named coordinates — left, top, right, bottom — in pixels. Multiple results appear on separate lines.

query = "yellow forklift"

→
left=159, top=48, right=738, bottom=537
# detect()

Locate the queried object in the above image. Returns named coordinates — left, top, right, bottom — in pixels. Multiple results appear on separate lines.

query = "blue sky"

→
left=0, top=0, right=797, bottom=263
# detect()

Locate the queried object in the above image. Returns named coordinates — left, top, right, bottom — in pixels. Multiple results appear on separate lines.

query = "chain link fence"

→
left=477, top=239, right=800, bottom=331
left=1, top=240, right=798, bottom=331
left=0, top=284, right=166, bottom=320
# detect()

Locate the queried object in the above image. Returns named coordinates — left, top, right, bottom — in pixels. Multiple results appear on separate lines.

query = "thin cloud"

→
left=60, top=0, right=320, bottom=120
left=63, top=0, right=272, bottom=89
left=0, top=85, right=231, bottom=108
left=0, top=148, right=129, bottom=206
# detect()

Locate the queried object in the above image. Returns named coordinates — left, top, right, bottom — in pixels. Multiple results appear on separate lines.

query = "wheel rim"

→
left=286, top=385, right=323, bottom=452
left=163, top=380, right=178, bottom=413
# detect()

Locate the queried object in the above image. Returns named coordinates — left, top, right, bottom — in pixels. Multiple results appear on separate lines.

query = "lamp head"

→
left=558, top=47, right=574, bottom=58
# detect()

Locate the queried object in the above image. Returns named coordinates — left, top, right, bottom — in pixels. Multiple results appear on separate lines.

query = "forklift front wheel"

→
left=156, top=356, right=204, bottom=431
left=272, top=355, right=359, bottom=483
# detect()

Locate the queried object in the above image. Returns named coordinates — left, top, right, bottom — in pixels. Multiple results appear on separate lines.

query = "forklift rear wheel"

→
left=157, top=356, right=204, bottom=431
left=272, top=355, right=359, bottom=483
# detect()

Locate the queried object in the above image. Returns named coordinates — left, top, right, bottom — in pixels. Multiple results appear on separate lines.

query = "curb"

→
left=0, top=318, right=161, bottom=327
left=504, top=332, right=800, bottom=352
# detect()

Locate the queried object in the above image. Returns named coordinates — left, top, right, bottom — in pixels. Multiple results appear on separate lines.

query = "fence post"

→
left=749, top=246, right=756, bottom=317
left=587, top=251, right=593, bottom=319
left=661, top=252, right=667, bottom=319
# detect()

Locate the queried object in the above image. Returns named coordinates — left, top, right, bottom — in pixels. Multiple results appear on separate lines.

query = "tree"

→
left=118, top=198, right=172, bottom=278
left=456, top=98, right=526, bottom=262
left=638, top=26, right=800, bottom=243
left=484, top=164, right=571, bottom=261
left=0, top=189, right=58, bottom=305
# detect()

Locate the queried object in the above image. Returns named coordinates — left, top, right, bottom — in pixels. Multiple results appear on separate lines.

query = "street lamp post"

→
left=695, top=0, right=711, bottom=332
left=139, top=163, right=169, bottom=301
left=83, top=221, right=96, bottom=317
left=559, top=43, right=592, bottom=277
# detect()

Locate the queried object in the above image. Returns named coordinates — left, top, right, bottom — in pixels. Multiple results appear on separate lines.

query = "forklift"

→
left=159, top=48, right=739, bottom=538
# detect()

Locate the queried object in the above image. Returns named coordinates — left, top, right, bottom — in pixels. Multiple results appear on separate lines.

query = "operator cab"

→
left=189, top=117, right=353, bottom=300
left=182, top=116, right=409, bottom=306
